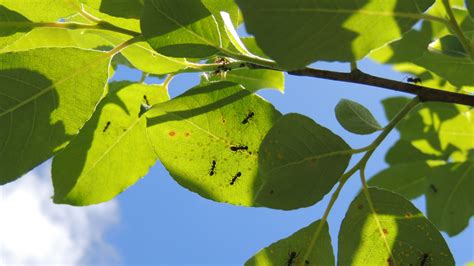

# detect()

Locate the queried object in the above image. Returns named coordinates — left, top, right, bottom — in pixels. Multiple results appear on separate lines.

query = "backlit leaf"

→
left=145, top=81, right=282, bottom=207
left=0, top=0, right=78, bottom=21
left=97, top=33, right=190, bottom=75
left=236, top=0, right=435, bottom=69
left=0, top=27, right=110, bottom=52
left=382, top=98, right=474, bottom=159
left=335, top=99, right=382, bottom=135
left=203, top=68, right=285, bottom=93
left=83, top=0, right=143, bottom=19
left=0, top=48, right=110, bottom=184
left=466, top=0, right=474, bottom=18
left=0, top=5, right=33, bottom=49
left=371, top=14, right=474, bottom=87
left=245, top=220, right=334, bottom=266
left=428, top=35, right=469, bottom=57
left=225, top=69, right=285, bottom=93
left=338, top=187, right=454, bottom=265
left=255, top=113, right=352, bottom=210
left=52, top=82, right=169, bottom=205
left=368, top=162, right=432, bottom=199
left=141, top=0, right=221, bottom=58
left=426, top=162, right=474, bottom=236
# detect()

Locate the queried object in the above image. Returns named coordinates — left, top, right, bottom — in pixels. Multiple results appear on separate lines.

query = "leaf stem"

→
left=441, top=0, right=474, bottom=59
left=106, top=35, right=144, bottom=56
left=299, top=97, right=420, bottom=266
left=31, top=21, right=141, bottom=37
left=162, top=74, right=175, bottom=88
left=139, top=72, right=148, bottom=83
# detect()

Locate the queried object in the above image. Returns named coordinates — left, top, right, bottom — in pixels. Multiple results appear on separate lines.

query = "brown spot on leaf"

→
left=184, top=132, right=191, bottom=137
left=169, top=131, right=176, bottom=137
left=383, top=228, right=389, bottom=235
left=357, top=204, right=364, bottom=210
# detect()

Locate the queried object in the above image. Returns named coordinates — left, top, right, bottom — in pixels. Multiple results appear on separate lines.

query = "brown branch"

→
left=248, top=63, right=474, bottom=107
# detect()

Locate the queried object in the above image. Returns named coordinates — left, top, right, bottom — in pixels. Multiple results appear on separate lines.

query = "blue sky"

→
left=1, top=59, right=472, bottom=265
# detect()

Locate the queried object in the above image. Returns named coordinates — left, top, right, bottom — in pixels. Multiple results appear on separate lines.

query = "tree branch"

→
left=287, top=68, right=474, bottom=106
left=246, top=64, right=474, bottom=106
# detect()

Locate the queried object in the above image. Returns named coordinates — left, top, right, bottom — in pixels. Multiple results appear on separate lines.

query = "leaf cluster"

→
left=0, top=0, right=473, bottom=264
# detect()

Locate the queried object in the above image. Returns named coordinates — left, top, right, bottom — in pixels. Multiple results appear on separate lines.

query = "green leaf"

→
left=255, top=113, right=353, bottom=210
left=245, top=220, right=334, bottom=266
left=1, top=18, right=190, bottom=75
left=52, top=82, right=169, bottom=205
left=414, top=52, right=474, bottom=86
left=236, top=0, right=435, bottom=70
left=220, top=11, right=253, bottom=57
left=0, top=5, right=33, bottom=49
left=0, top=48, right=110, bottom=184
left=202, top=0, right=241, bottom=50
left=335, top=99, right=382, bottom=135
left=1, top=0, right=78, bottom=21
left=371, top=17, right=474, bottom=87
left=0, top=27, right=111, bottom=52
left=241, top=37, right=271, bottom=59
left=372, top=98, right=474, bottom=236
left=382, top=98, right=474, bottom=159
left=338, top=187, right=454, bottom=266
left=83, top=0, right=143, bottom=19
left=141, top=0, right=221, bottom=58
left=428, top=35, right=469, bottom=57
left=226, top=69, right=285, bottom=93
left=97, top=33, right=190, bottom=75
left=426, top=162, right=474, bottom=236
left=385, top=140, right=439, bottom=165
left=0, top=5, right=31, bottom=36
left=79, top=2, right=140, bottom=32
left=368, top=162, right=432, bottom=199
left=466, top=0, right=474, bottom=18
left=203, top=68, right=285, bottom=93
left=145, top=81, right=282, bottom=207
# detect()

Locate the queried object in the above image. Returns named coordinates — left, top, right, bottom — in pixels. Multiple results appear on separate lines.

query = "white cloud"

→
left=0, top=163, right=120, bottom=266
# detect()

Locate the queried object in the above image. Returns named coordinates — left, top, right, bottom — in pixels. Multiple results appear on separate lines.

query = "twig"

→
left=245, top=63, right=473, bottom=107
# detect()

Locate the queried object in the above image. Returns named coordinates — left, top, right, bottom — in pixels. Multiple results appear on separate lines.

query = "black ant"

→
left=429, top=184, right=438, bottom=193
left=286, top=251, right=300, bottom=266
left=230, top=172, right=241, bottom=185
left=143, top=95, right=150, bottom=106
left=420, top=253, right=430, bottom=266
left=209, top=160, right=216, bottom=176
left=406, top=76, right=422, bottom=84
left=230, top=145, right=248, bottom=152
left=102, top=121, right=111, bottom=132
left=241, top=112, right=255, bottom=124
